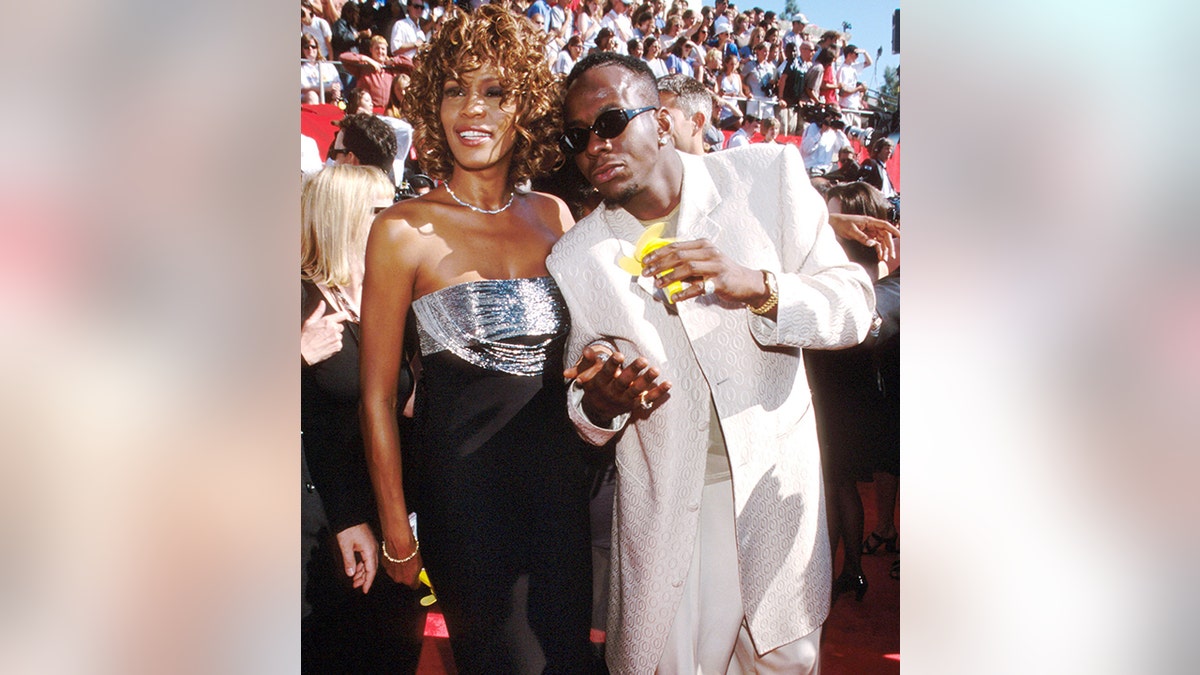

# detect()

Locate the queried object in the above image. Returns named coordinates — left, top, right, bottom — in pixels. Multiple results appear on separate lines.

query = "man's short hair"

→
left=656, top=73, right=711, bottom=126
left=336, top=113, right=398, bottom=172
left=564, top=52, right=659, bottom=105
left=842, top=44, right=858, bottom=57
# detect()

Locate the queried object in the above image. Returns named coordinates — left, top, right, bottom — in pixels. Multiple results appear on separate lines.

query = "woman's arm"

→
left=359, top=213, right=423, bottom=588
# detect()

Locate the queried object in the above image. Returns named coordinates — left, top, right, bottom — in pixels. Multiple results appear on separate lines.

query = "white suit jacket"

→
left=547, top=144, right=875, bottom=673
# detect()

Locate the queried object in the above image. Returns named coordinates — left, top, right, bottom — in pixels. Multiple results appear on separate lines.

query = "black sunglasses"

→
left=559, top=106, right=656, bottom=154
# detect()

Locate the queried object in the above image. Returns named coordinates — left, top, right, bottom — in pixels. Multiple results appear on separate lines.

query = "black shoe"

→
left=862, top=531, right=899, bottom=555
left=832, top=572, right=868, bottom=602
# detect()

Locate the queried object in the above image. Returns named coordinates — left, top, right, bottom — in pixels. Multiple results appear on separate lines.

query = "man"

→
left=389, top=1, right=426, bottom=60
left=836, top=44, right=873, bottom=127
left=711, top=0, right=732, bottom=36
left=525, top=0, right=551, bottom=30
left=656, top=73, right=713, bottom=156
left=799, top=105, right=851, bottom=176
left=723, top=113, right=758, bottom=149
left=858, top=136, right=898, bottom=199
left=330, top=113, right=399, bottom=185
left=783, top=12, right=809, bottom=50
left=776, top=41, right=811, bottom=135
left=822, top=145, right=862, bottom=183
left=550, top=53, right=874, bottom=674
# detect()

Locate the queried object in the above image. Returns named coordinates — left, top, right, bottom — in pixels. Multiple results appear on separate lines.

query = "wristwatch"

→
left=748, top=270, right=778, bottom=315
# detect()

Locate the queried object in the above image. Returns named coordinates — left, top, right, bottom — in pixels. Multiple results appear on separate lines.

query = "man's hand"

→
left=640, top=238, right=769, bottom=305
left=301, top=300, right=349, bottom=365
left=335, top=522, right=379, bottom=594
left=828, top=213, right=900, bottom=262
left=565, top=345, right=671, bottom=426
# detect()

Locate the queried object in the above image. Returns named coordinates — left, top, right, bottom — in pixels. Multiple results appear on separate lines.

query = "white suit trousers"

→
left=656, top=479, right=822, bottom=674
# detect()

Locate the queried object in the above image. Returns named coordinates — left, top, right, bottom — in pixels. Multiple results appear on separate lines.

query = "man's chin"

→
left=601, top=182, right=640, bottom=208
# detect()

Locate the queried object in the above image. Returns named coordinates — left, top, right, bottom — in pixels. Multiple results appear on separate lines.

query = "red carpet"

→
left=414, top=480, right=898, bottom=674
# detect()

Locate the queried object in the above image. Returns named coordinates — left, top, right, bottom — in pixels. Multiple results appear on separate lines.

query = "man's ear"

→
left=344, top=151, right=361, bottom=166
left=656, top=107, right=674, bottom=139
left=690, top=112, right=706, bottom=136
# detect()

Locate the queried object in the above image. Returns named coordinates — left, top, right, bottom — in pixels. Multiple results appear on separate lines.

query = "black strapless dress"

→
left=410, top=277, right=592, bottom=674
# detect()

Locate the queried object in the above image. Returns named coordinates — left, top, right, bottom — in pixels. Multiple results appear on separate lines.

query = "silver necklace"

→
left=443, top=181, right=515, bottom=215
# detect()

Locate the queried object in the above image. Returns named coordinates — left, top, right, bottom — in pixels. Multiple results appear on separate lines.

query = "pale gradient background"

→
left=0, top=1, right=1195, bottom=673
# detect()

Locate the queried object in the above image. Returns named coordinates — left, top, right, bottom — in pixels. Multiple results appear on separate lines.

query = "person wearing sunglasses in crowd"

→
left=389, top=0, right=426, bottom=60
left=359, top=7, right=593, bottom=673
left=547, top=52, right=875, bottom=673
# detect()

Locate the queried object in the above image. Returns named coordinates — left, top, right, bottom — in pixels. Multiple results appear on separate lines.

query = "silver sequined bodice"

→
left=411, top=277, right=569, bottom=377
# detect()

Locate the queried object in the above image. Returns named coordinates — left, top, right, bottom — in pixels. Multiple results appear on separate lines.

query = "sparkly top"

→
left=411, top=276, right=569, bottom=377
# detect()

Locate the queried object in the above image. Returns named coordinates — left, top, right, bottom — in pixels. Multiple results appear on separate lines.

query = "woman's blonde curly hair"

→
left=404, top=5, right=563, bottom=188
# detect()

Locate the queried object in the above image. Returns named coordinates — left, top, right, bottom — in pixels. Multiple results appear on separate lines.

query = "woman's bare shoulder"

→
left=524, top=190, right=576, bottom=235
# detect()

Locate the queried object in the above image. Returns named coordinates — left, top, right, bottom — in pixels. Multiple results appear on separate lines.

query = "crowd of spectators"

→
left=301, top=0, right=896, bottom=185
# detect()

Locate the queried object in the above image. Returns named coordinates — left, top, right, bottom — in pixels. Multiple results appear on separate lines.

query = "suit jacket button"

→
left=305, top=482, right=317, bottom=493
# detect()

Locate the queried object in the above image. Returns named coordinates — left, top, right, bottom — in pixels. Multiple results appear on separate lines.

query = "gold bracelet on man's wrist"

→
left=748, top=270, right=779, bottom=315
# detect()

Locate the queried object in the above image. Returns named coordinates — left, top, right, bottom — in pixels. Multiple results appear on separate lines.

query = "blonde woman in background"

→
left=301, top=164, right=426, bottom=674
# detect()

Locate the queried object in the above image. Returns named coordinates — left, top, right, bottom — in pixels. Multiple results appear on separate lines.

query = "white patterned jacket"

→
left=547, top=144, right=875, bottom=673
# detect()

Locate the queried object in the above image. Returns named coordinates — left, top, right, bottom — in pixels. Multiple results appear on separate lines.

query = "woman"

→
left=803, top=181, right=899, bottom=603
left=575, top=0, right=603, bottom=52
left=301, top=35, right=342, bottom=104
left=665, top=38, right=698, bottom=77
left=343, top=88, right=375, bottom=116
left=384, top=64, right=414, bottom=119
left=360, top=6, right=592, bottom=673
left=553, top=34, right=584, bottom=78
left=641, top=36, right=668, bottom=78
left=716, top=52, right=743, bottom=126
left=301, top=165, right=425, bottom=674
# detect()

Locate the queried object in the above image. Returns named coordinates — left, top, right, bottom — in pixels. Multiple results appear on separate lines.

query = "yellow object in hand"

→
left=616, top=222, right=685, bottom=303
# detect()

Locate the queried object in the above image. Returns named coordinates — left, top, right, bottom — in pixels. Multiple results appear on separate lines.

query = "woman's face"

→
left=356, top=92, right=374, bottom=112
left=395, top=73, right=411, bottom=95
left=302, top=40, right=318, bottom=58
left=874, top=143, right=894, bottom=162
left=440, top=64, right=518, bottom=172
left=568, top=41, right=582, bottom=58
left=645, top=42, right=659, bottom=58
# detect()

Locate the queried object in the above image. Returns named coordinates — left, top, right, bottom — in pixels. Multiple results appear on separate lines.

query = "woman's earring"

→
left=658, top=136, right=668, bottom=146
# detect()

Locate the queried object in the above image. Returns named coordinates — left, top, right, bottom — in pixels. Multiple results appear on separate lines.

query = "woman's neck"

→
left=446, top=166, right=513, bottom=211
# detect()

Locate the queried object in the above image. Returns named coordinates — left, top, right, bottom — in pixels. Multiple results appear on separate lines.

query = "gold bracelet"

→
left=382, top=538, right=420, bottom=564
left=748, top=270, right=779, bottom=315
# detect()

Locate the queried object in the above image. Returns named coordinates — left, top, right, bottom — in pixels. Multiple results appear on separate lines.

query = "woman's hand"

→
left=301, top=300, right=350, bottom=365
left=380, top=530, right=423, bottom=588
left=334, top=523, right=379, bottom=593
left=828, top=213, right=900, bottom=262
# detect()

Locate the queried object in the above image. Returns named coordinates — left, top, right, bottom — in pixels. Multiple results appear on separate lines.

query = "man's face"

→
left=564, top=65, right=665, bottom=207
left=659, top=92, right=695, bottom=152
left=800, top=44, right=813, bottom=61
left=408, top=2, right=423, bottom=20
left=331, top=131, right=354, bottom=164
